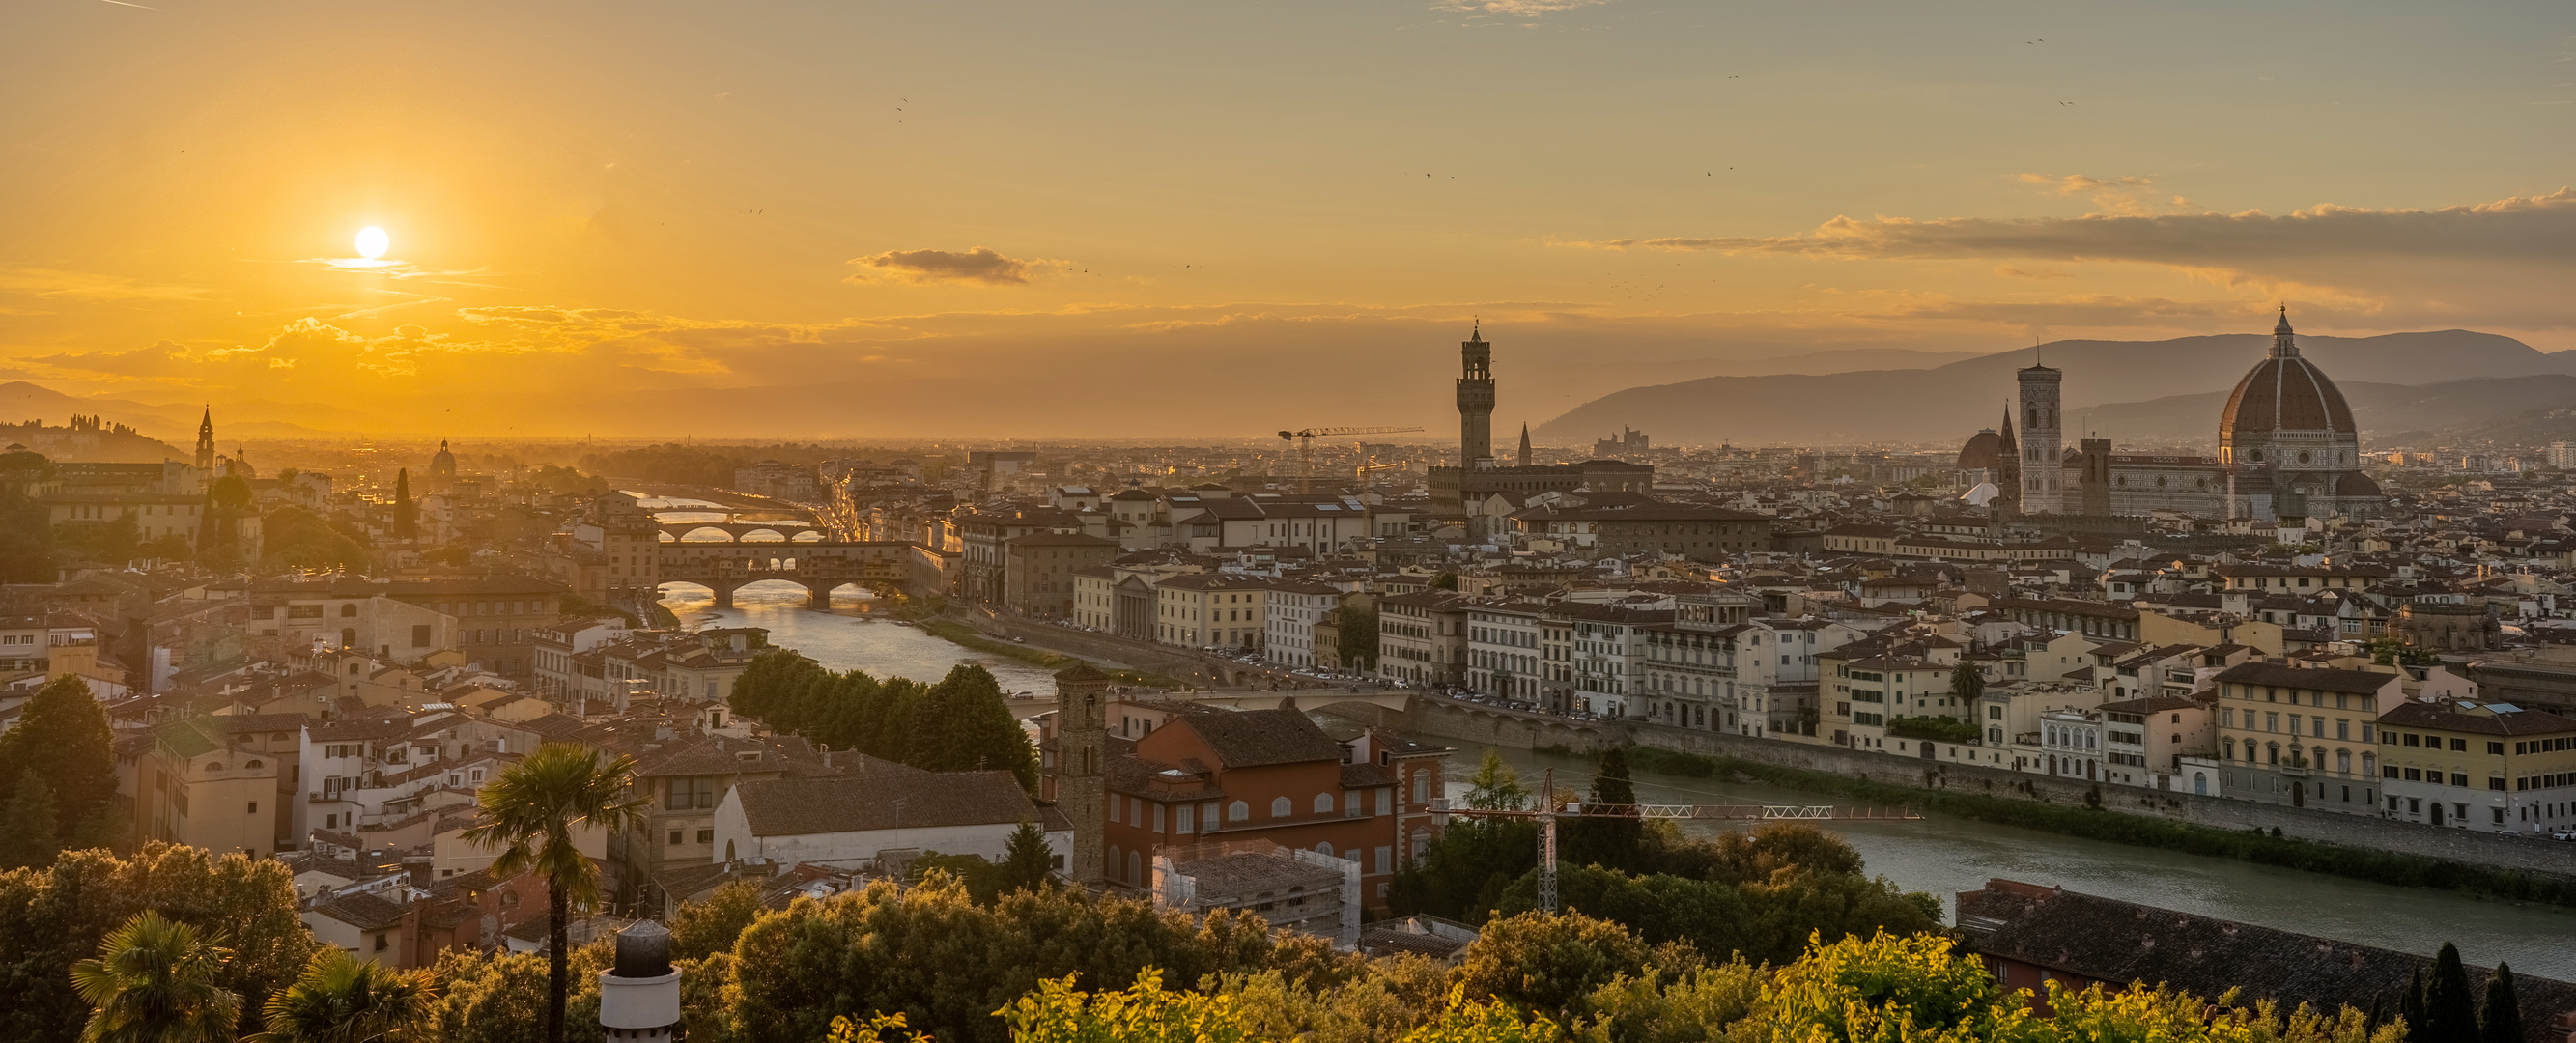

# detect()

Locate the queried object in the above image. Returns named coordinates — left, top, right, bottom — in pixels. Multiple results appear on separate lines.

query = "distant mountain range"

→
left=1534, top=330, right=2576, bottom=446
left=2080, top=375, right=2576, bottom=450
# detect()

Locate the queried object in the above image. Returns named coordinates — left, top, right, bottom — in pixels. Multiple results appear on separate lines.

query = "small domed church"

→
left=1962, top=309, right=2382, bottom=522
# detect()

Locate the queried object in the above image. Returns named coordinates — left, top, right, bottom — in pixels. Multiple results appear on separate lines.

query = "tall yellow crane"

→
left=1277, top=426, right=1423, bottom=493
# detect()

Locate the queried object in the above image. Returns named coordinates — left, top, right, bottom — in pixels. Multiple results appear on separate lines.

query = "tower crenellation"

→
left=1457, top=322, right=1494, bottom=469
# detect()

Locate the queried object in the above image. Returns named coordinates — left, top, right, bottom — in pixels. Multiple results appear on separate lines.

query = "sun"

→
left=354, top=226, right=390, bottom=260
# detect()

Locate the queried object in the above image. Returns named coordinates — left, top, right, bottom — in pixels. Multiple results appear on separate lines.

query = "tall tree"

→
left=0, top=673, right=118, bottom=842
left=2400, top=969, right=2429, bottom=1043
left=252, top=947, right=431, bottom=1043
left=998, top=819, right=1057, bottom=894
left=391, top=469, right=416, bottom=541
left=0, top=768, right=61, bottom=869
left=2420, top=943, right=2479, bottom=1043
left=1462, top=749, right=1528, bottom=811
left=2478, top=962, right=2523, bottom=1043
left=459, top=744, right=650, bottom=1043
left=71, top=911, right=242, bottom=1043
left=1564, top=747, right=1642, bottom=870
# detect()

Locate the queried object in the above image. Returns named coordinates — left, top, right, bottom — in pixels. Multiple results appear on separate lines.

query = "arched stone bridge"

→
left=658, top=522, right=826, bottom=543
left=655, top=540, right=950, bottom=607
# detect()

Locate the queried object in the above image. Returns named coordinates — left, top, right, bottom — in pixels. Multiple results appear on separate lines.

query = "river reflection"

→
left=658, top=583, right=1063, bottom=696
left=1448, top=743, right=2576, bottom=978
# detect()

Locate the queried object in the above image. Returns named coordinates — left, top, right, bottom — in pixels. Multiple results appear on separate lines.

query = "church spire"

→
left=2271, top=305, right=2299, bottom=359
left=194, top=406, right=215, bottom=473
left=1517, top=422, right=1532, bottom=466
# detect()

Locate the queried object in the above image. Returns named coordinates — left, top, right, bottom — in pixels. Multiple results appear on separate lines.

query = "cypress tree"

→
left=2402, top=968, right=2429, bottom=1043
left=393, top=467, right=416, bottom=540
left=999, top=819, right=1055, bottom=892
left=2479, top=962, right=2524, bottom=1043
left=2424, top=943, right=2480, bottom=1043
left=1565, top=746, right=1643, bottom=870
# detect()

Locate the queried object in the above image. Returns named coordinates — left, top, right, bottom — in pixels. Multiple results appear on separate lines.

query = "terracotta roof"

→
left=1956, top=880, right=2576, bottom=1043
left=2377, top=699, right=2576, bottom=736
left=1178, top=709, right=1345, bottom=769
left=2211, top=662, right=2400, bottom=695
left=311, top=891, right=408, bottom=931
left=730, top=768, right=1034, bottom=836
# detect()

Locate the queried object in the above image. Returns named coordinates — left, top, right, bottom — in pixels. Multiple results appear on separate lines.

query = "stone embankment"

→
left=1412, top=696, right=2576, bottom=883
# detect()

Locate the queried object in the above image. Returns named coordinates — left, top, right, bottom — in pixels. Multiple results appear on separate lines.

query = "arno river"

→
left=664, top=585, right=2576, bottom=979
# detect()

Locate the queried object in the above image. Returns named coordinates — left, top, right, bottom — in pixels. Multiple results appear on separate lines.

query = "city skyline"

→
left=3, top=0, right=2573, bottom=437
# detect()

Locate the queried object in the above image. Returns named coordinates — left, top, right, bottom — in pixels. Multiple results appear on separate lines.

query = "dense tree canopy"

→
left=0, top=843, right=317, bottom=1042
left=0, top=674, right=118, bottom=849
left=728, top=653, right=1037, bottom=791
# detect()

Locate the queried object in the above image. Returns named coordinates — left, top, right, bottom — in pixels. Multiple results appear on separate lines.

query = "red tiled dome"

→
left=1958, top=429, right=2001, bottom=471
left=2221, top=356, right=2356, bottom=437
left=2222, top=310, right=2357, bottom=438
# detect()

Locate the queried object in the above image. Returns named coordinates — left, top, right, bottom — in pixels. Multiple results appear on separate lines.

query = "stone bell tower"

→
left=1054, top=662, right=1109, bottom=887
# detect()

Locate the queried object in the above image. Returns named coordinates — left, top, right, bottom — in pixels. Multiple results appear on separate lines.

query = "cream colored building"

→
left=2204, top=662, right=2402, bottom=815
left=121, top=715, right=301, bottom=858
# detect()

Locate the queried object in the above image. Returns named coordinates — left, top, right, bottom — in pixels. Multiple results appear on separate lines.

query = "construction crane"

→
left=1277, top=426, right=1423, bottom=493
left=1430, top=769, right=1919, bottom=912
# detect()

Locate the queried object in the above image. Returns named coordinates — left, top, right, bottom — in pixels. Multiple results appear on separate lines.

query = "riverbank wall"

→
left=1412, top=697, right=2576, bottom=885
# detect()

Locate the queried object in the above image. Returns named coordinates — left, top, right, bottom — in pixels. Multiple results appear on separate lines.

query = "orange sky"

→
left=2, top=0, right=2571, bottom=439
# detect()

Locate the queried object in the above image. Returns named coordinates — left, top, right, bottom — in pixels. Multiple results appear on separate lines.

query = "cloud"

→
left=1432, top=0, right=1611, bottom=14
left=1588, top=186, right=2576, bottom=266
left=846, top=247, right=1059, bottom=285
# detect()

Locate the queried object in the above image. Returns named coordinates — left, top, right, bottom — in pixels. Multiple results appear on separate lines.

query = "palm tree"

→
left=71, top=910, right=242, bottom=1043
left=460, top=743, right=648, bottom=1043
left=252, top=947, right=431, bottom=1043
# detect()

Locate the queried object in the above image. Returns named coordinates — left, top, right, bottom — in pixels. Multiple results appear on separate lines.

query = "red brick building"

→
left=1039, top=703, right=1449, bottom=907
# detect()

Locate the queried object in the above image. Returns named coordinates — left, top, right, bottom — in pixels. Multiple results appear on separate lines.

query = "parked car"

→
left=2552, top=827, right=2576, bottom=842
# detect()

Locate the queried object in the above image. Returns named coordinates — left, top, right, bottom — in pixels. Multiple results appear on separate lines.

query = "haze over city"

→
left=5, top=0, right=2573, bottom=438
left=11, top=6, right=2576, bottom=1043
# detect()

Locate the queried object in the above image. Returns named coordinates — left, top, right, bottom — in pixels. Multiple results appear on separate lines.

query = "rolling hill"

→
left=1534, top=330, right=2576, bottom=445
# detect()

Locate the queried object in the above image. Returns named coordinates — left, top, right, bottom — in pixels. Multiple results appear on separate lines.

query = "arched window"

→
left=1108, top=843, right=1121, bottom=880
left=205, top=762, right=224, bottom=774
left=2362, top=752, right=2376, bottom=775
left=1126, top=850, right=1142, bottom=885
left=245, top=759, right=263, bottom=770
left=1270, top=796, right=1291, bottom=819
left=1228, top=801, right=1249, bottom=822
left=1316, top=842, right=1336, bottom=857
left=2194, top=772, right=2208, bottom=795
left=1312, top=793, right=1334, bottom=814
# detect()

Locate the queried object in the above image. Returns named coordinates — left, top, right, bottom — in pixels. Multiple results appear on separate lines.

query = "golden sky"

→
left=2, top=0, right=2572, bottom=439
